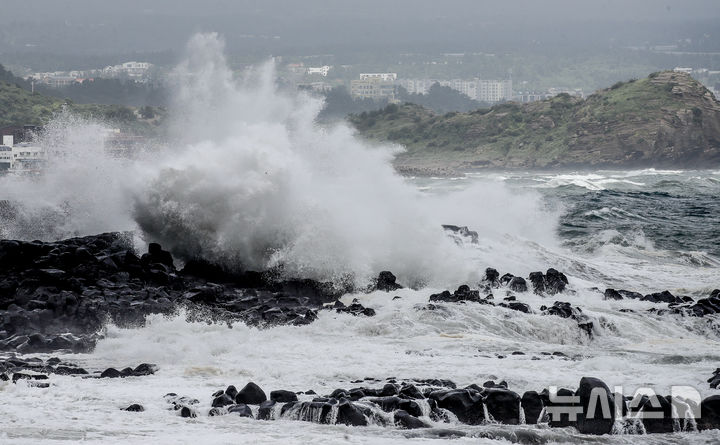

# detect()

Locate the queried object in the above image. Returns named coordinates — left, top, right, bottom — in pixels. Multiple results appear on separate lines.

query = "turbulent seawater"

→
left=1, top=34, right=719, bottom=444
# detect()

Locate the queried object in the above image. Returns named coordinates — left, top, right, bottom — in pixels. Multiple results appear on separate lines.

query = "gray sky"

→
left=1, top=1, right=719, bottom=57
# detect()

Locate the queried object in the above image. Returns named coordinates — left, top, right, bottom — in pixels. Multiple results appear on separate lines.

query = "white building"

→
left=306, top=66, right=332, bottom=77
left=0, top=145, right=12, bottom=172
left=476, top=79, right=513, bottom=103
left=396, top=77, right=512, bottom=103
left=359, top=73, right=397, bottom=81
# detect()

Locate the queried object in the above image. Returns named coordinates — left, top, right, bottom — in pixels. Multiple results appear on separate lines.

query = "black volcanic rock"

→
left=429, top=389, right=484, bottom=425
left=236, top=382, right=267, bottom=405
left=575, top=377, right=615, bottom=435
left=603, top=289, right=623, bottom=300
left=508, top=277, right=527, bottom=293
left=484, top=389, right=521, bottom=424
left=521, top=391, right=544, bottom=424
left=394, top=410, right=427, bottom=429
left=271, top=390, right=298, bottom=403
left=698, top=395, right=720, bottom=431
left=376, top=271, right=403, bottom=292
left=0, top=233, right=357, bottom=353
left=642, top=290, right=681, bottom=304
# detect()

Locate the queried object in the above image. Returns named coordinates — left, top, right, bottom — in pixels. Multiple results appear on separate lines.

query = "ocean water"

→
left=1, top=34, right=719, bottom=444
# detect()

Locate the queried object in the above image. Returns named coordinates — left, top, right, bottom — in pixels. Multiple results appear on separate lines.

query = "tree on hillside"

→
left=397, top=83, right=489, bottom=114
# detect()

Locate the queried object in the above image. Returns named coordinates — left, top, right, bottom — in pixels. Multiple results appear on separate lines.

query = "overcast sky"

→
left=1, top=0, right=719, bottom=56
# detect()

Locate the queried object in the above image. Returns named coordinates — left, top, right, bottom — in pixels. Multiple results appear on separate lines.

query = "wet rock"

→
left=508, top=277, right=527, bottom=293
left=603, top=289, right=623, bottom=300
left=336, top=400, right=368, bottom=426
left=376, top=271, right=403, bottom=292
left=521, top=391, right=544, bottom=425
left=399, top=384, right=424, bottom=400
left=642, top=290, right=681, bottom=304
left=429, top=388, right=484, bottom=425
left=123, top=404, right=144, bottom=412
left=618, top=290, right=643, bottom=300
left=180, top=406, right=197, bottom=418
left=257, top=400, right=277, bottom=420
left=228, top=403, right=254, bottom=418
left=528, top=272, right=545, bottom=294
left=271, top=390, right=298, bottom=403
left=540, top=387, right=577, bottom=428
left=542, top=301, right=593, bottom=336
left=484, top=389, right=521, bottom=424
left=483, top=268, right=500, bottom=287
left=698, top=395, right=720, bottom=431
left=100, top=367, right=122, bottom=378
left=336, top=302, right=376, bottom=317
left=394, top=410, right=427, bottom=429
left=499, top=302, right=531, bottom=313
left=212, top=393, right=235, bottom=408
left=628, top=393, right=675, bottom=433
left=575, top=377, right=615, bottom=435
left=225, top=385, right=239, bottom=400
left=133, top=363, right=157, bottom=376
left=429, top=286, right=482, bottom=303
left=235, top=382, right=267, bottom=405
left=709, top=368, right=720, bottom=389
left=141, top=243, right=175, bottom=269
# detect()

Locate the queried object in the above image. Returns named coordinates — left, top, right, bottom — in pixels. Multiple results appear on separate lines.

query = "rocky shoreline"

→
left=1, top=231, right=720, bottom=437
left=3, top=355, right=720, bottom=436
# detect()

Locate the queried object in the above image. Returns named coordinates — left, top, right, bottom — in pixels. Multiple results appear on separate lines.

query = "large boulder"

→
left=270, top=390, right=298, bottom=403
left=335, top=400, right=368, bottom=426
left=632, top=394, right=674, bottom=433
left=429, top=389, right=484, bottom=425
left=376, top=271, right=403, bottom=292
left=575, top=377, right=615, bottom=435
left=521, top=391, right=544, bottom=424
left=540, top=387, right=577, bottom=428
left=508, top=277, right=528, bottom=293
left=394, top=409, right=427, bottom=429
left=484, top=389, right=521, bottom=424
left=698, top=395, right=720, bottom=431
left=235, top=382, right=267, bottom=405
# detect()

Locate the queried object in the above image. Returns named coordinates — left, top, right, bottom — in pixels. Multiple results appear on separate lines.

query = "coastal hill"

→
left=350, top=71, right=720, bottom=173
left=0, top=64, right=162, bottom=134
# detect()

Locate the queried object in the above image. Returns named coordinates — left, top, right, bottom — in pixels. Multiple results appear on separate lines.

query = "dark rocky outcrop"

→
left=0, top=233, right=361, bottom=353
left=528, top=269, right=568, bottom=295
left=709, top=368, right=720, bottom=389
left=698, top=395, right=720, bottom=431
left=483, top=389, right=521, bottom=424
left=235, top=382, right=267, bottom=405
left=521, top=391, right=544, bottom=424
left=429, top=388, right=484, bottom=425
left=375, top=271, right=403, bottom=292
left=541, top=302, right=594, bottom=336
left=271, top=390, right=298, bottom=403
left=575, top=377, right=615, bottom=435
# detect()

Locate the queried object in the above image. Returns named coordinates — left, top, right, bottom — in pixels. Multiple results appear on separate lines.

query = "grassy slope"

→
left=0, top=80, right=164, bottom=135
left=350, top=71, right=717, bottom=170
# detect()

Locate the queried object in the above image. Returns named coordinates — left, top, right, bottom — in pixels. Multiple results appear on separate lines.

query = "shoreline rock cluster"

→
left=0, top=233, right=359, bottom=353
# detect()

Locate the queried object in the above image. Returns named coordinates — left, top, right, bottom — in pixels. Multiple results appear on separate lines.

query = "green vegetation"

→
left=0, top=65, right=165, bottom=135
left=350, top=71, right=720, bottom=171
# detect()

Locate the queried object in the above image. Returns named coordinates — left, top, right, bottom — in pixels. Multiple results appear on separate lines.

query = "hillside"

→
left=0, top=74, right=164, bottom=135
left=350, top=71, right=720, bottom=173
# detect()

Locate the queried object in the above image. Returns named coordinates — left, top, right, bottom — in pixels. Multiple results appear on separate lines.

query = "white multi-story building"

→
left=476, top=79, right=513, bottom=103
left=306, top=66, right=332, bottom=77
left=359, top=73, right=397, bottom=82
left=0, top=145, right=12, bottom=172
left=396, top=77, right=512, bottom=103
